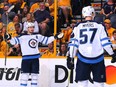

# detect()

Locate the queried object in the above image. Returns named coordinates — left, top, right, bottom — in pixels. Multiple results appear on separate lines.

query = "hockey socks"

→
left=31, top=73, right=38, bottom=87
left=20, top=73, right=29, bottom=87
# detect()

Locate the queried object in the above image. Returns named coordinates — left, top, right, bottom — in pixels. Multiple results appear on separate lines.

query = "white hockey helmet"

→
left=26, top=22, right=34, bottom=28
left=82, top=6, right=95, bottom=18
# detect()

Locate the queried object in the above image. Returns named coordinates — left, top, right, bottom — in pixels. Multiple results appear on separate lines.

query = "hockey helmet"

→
left=82, top=6, right=95, bottom=18
left=26, top=22, right=34, bottom=28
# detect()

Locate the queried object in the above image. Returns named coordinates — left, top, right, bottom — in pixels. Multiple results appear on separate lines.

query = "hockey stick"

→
left=4, top=52, right=7, bottom=73
left=66, top=38, right=75, bottom=87
left=66, top=70, right=71, bottom=87
left=66, top=69, right=73, bottom=87
left=3, top=5, right=15, bottom=73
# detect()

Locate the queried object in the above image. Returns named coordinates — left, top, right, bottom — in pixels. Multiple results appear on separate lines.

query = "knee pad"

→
left=78, top=80, right=88, bottom=87
left=94, top=81, right=104, bottom=87
left=20, top=73, right=29, bottom=87
left=31, top=73, right=39, bottom=87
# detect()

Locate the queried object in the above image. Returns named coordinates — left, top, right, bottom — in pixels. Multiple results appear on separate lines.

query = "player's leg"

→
left=20, top=59, right=31, bottom=87
left=92, top=60, right=106, bottom=87
left=78, top=80, right=89, bottom=87
left=31, top=58, right=39, bottom=87
left=75, top=59, right=90, bottom=87
left=31, top=73, right=39, bottom=87
left=94, top=81, right=104, bottom=87
left=20, top=73, right=29, bottom=87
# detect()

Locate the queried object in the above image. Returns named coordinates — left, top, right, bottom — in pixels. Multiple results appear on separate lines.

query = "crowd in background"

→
left=0, top=0, right=116, bottom=57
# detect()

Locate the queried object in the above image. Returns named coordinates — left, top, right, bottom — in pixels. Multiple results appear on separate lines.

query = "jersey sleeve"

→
left=100, top=24, right=114, bottom=55
left=10, top=37, right=20, bottom=45
left=68, top=27, right=79, bottom=58
left=37, top=34, right=55, bottom=45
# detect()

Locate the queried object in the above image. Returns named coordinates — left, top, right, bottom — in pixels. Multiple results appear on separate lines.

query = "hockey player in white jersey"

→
left=66, top=6, right=116, bottom=87
left=5, top=22, right=64, bottom=87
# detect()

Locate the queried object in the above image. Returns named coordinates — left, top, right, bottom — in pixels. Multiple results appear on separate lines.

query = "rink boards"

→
left=0, top=57, right=116, bottom=87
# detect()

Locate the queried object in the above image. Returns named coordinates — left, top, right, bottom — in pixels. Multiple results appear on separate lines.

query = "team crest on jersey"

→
left=29, top=39, right=37, bottom=48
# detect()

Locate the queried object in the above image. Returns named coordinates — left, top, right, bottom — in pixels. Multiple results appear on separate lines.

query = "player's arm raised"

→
left=37, top=32, right=64, bottom=45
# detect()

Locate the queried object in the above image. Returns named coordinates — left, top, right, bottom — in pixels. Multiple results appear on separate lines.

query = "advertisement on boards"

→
left=0, top=58, right=116, bottom=87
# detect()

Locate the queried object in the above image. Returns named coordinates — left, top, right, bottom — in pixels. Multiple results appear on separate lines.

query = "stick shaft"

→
left=4, top=9, right=9, bottom=68
left=66, top=70, right=71, bottom=87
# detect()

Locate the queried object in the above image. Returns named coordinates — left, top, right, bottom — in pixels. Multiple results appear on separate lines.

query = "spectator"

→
left=30, top=1, right=50, bottom=13
left=0, top=24, right=7, bottom=39
left=22, top=13, right=39, bottom=33
left=7, top=13, right=22, bottom=37
left=10, top=0, right=24, bottom=14
left=49, top=1, right=54, bottom=17
left=1, top=4, right=11, bottom=24
left=101, top=0, right=115, bottom=18
left=7, top=44, right=22, bottom=56
left=8, top=0, right=18, bottom=4
left=0, top=24, right=12, bottom=44
left=71, top=0, right=91, bottom=16
left=57, top=43, right=68, bottom=56
left=104, top=19, right=115, bottom=40
left=0, top=35, right=7, bottom=56
left=15, top=23, right=22, bottom=35
left=42, top=42, right=54, bottom=57
left=61, top=27, right=72, bottom=43
left=0, top=20, right=3, bottom=31
left=58, top=0, right=72, bottom=25
left=24, top=0, right=41, bottom=7
left=21, top=5, right=30, bottom=23
left=34, top=1, right=52, bottom=36
left=0, top=24, right=18, bottom=56
left=29, top=1, right=40, bottom=13
left=111, top=30, right=116, bottom=49
left=0, top=2, right=4, bottom=15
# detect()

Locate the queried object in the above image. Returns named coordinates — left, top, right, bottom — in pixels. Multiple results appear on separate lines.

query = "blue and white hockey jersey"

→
left=10, top=33, right=55, bottom=60
left=68, top=20, right=114, bottom=64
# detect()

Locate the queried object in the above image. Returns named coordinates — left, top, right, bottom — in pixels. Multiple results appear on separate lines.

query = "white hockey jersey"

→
left=68, top=20, right=114, bottom=63
left=10, top=33, right=55, bottom=60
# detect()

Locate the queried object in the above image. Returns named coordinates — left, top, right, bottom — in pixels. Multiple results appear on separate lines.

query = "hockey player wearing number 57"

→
left=67, top=6, right=116, bottom=87
left=5, top=22, right=64, bottom=87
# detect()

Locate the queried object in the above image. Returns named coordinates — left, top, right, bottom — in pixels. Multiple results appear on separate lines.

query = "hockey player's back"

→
left=74, top=20, right=109, bottom=58
left=67, top=6, right=116, bottom=87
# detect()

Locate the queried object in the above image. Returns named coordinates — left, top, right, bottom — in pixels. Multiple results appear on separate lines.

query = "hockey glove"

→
left=67, top=56, right=74, bottom=70
left=4, top=33, right=11, bottom=40
left=111, top=54, right=116, bottom=63
left=54, top=32, right=64, bottom=39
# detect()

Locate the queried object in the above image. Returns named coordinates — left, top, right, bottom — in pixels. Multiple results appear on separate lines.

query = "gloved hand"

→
left=67, top=56, right=74, bottom=70
left=4, top=33, right=11, bottom=40
left=54, top=32, right=64, bottom=39
left=111, top=54, right=116, bottom=63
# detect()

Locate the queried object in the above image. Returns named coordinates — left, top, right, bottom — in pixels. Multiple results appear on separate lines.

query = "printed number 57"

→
left=80, top=28, right=97, bottom=44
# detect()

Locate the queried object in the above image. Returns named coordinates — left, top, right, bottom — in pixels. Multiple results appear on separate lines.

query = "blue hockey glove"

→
left=67, top=56, right=74, bottom=70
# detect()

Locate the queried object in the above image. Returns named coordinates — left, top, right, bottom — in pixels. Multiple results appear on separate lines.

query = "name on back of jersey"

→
left=83, top=23, right=94, bottom=27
